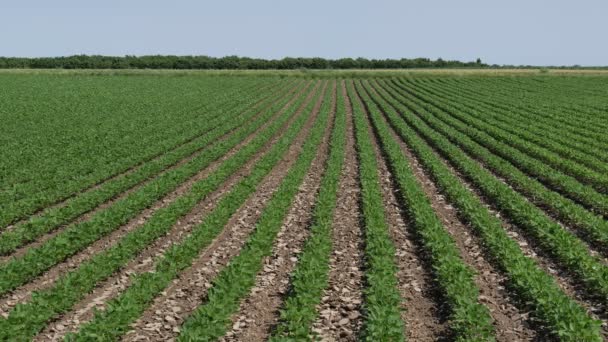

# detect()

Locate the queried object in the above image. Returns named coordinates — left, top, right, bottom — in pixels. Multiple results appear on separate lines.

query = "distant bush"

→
left=0, top=55, right=487, bottom=70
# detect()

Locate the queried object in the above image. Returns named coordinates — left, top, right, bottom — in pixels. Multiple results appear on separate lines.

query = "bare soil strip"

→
left=119, top=81, right=328, bottom=342
left=220, top=82, right=336, bottom=342
left=3, top=81, right=282, bottom=232
left=353, top=83, right=448, bottom=341
left=309, top=82, right=365, bottom=342
left=0, top=81, right=302, bottom=260
left=0, top=82, right=314, bottom=319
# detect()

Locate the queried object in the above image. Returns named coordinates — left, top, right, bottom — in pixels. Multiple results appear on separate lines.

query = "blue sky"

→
left=1, top=0, right=606, bottom=66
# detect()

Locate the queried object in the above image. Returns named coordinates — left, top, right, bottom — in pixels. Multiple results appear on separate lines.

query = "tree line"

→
left=0, top=55, right=487, bottom=69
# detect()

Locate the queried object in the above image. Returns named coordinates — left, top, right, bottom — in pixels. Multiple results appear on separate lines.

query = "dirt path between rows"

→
left=0, top=81, right=314, bottom=321
left=220, top=81, right=337, bottom=342
left=119, top=81, right=329, bottom=342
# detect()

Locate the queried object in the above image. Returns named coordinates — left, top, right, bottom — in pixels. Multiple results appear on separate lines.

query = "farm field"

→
left=0, top=72, right=607, bottom=341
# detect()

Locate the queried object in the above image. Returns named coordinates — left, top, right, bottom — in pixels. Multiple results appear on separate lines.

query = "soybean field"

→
left=0, top=72, right=607, bottom=341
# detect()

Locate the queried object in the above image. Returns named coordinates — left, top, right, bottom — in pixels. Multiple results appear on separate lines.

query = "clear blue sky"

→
left=2, top=0, right=606, bottom=66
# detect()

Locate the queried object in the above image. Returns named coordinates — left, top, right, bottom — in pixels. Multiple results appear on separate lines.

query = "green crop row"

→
left=372, top=80, right=608, bottom=299
left=347, top=80, right=406, bottom=341
left=437, top=77, right=608, bottom=149
left=0, top=77, right=276, bottom=227
left=0, top=81, right=314, bottom=296
left=383, top=80, right=608, bottom=249
left=391, top=80, right=608, bottom=195
left=385, top=80, right=608, bottom=217
left=270, top=82, right=346, bottom=341
left=0, top=81, right=323, bottom=341
left=176, top=82, right=334, bottom=341
left=407, top=78, right=608, bottom=173
left=418, top=78, right=608, bottom=163
left=354, top=81, right=494, bottom=341
left=68, top=81, right=330, bottom=341
left=0, top=79, right=301, bottom=255
left=362, top=80, right=603, bottom=341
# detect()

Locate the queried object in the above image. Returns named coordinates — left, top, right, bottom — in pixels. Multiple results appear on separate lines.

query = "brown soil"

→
left=119, top=81, right=328, bottom=342
left=220, top=81, right=337, bottom=342
left=0, top=81, right=314, bottom=320
left=309, top=81, right=365, bottom=342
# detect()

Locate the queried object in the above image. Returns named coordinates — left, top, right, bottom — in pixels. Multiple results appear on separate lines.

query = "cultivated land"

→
left=0, top=71, right=607, bottom=341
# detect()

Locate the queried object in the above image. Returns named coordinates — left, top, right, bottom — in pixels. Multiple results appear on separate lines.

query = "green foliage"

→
left=0, top=55, right=487, bottom=70
left=177, top=82, right=333, bottom=341
left=354, top=81, right=494, bottom=341
left=0, top=81, right=317, bottom=341
left=348, top=81, right=405, bottom=341
left=270, top=81, right=346, bottom=340
left=366, top=79, right=602, bottom=341
left=0, top=80, right=300, bottom=255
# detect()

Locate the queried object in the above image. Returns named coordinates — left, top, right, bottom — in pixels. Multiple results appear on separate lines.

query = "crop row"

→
left=0, top=80, right=315, bottom=296
left=176, top=82, right=334, bottom=341
left=0, top=81, right=324, bottom=340
left=407, top=78, right=608, bottom=172
left=391, top=80, right=608, bottom=195
left=385, top=80, right=608, bottom=217
left=354, top=81, right=494, bottom=341
left=419, top=78, right=608, bottom=162
left=386, top=80, right=608, bottom=248
left=270, top=82, right=346, bottom=340
left=436, top=77, right=608, bottom=147
left=0, top=79, right=303, bottom=256
left=0, top=78, right=281, bottom=228
left=361, top=80, right=603, bottom=341
left=371, top=80, right=608, bottom=300
left=348, top=82, right=405, bottom=341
